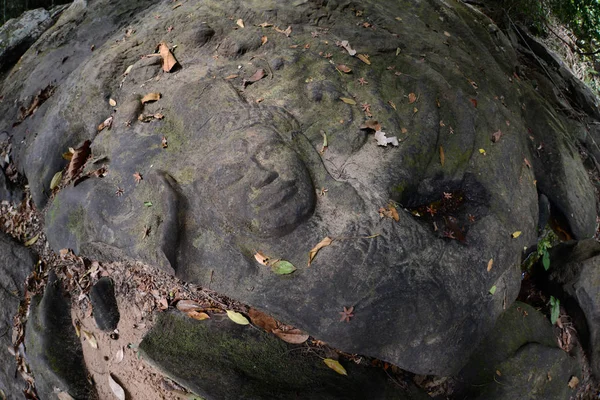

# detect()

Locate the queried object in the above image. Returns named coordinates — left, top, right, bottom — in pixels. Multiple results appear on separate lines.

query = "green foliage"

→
left=521, top=229, right=557, bottom=272
left=549, top=296, right=560, bottom=325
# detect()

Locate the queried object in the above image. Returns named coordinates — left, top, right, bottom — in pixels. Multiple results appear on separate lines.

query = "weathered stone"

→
left=457, top=301, right=579, bottom=400
left=90, top=277, right=119, bottom=332
left=25, top=271, right=96, bottom=399
left=139, top=310, right=428, bottom=400
left=0, top=233, right=36, bottom=399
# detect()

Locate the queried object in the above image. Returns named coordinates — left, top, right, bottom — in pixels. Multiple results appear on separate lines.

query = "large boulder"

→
left=0, top=0, right=595, bottom=375
left=0, top=233, right=36, bottom=399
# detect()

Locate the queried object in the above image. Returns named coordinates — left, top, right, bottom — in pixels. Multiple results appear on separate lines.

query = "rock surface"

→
left=0, top=233, right=36, bottom=399
left=139, top=310, right=428, bottom=400
left=0, top=0, right=596, bottom=377
left=90, top=276, right=120, bottom=331
left=457, top=301, right=579, bottom=399
left=25, top=271, right=96, bottom=399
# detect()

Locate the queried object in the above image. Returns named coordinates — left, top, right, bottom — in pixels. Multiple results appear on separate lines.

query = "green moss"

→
left=67, top=206, right=85, bottom=244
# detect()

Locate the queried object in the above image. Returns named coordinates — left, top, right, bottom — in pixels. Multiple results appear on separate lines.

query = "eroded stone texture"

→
left=0, top=0, right=596, bottom=375
left=0, top=233, right=36, bottom=399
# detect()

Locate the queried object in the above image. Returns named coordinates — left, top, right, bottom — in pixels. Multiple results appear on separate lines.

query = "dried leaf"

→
left=336, top=64, right=352, bottom=73
left=271, top=260, right=296, bottom=275
left=374, top=130, right=399, bottom=147
left=97, top=116, right=113, bottom=131
left=324, top=359, right=347, bottom=375
left=308, top=237, right=333, bottom=266
left=258, top=22, right=273, bottom=28
left=274, top=25, right=292, bottom=37
left=176, top=299, right=202, bottom=312
left=50, top=171, right=63, bottom=190
left=356, top=54, right=370, bottom=65
left=360, top=120, right=382, bottom=131
left=489, top=285, right=497, bottom=295
left=158, top=41, right=178, bottom=72
left=487, top=259, right=493, bottom=272
left=511, top=231, right=522, bottom=238
left=248, top=308, right=278, bottom=332
left=272, top=328, right=309, bottom=344
left=408, top=93, right=417, bottom=104
left=243, top=69, right=266, bottom=87
left=439, top=146, right=445, bottom=166
left=261, top=36, right=268, bottom=45
left=254, top=251, right=269, bottom=266
left=444, top=31, right=451, bottom=37
left=108, top=375, right=125, bottom=400
left=141, top=92, right=161, bottom=104
left=109, top=98, right=117, bottom=107
left=236, top=18, right=244, bottom=28
left=470, top=98, right=477, bottom=108
left=133, top=172, right=143, bottom=183
left=67, top=140, right=91, bottom=181
left=115, top=347, right=124, bottom=363
left=524, top=158, right=532, bottom=168
left=320, top=131, right=328, bottom=153
left=24, top=233, right=39, bottom=247
left=340, top=97, right=356, bottom=105
left=338, top=40, right=356, bottom=56
left=389, top=205, right=399, bottom=222
left=187, top=310, right=210, bottom=320
left=124, top=65, right=133, bottom=75
left=491, top=130, right=503, bottom=143
left=225, top=74, right=239, bottom=80
left=388, top=100, right=396, bottom=110
left=568, top=376, right=580, bottom=389
left=226, top=310, right=250, bottom=325
left=82, top=330, right=98, bottom=349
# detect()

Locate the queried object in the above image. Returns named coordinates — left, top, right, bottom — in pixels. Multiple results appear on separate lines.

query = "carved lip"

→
left=252, top=179, right=300, bottom=211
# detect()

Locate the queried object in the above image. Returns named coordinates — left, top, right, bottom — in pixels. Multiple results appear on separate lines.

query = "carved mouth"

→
left=253, top=180, right=299, bottom=211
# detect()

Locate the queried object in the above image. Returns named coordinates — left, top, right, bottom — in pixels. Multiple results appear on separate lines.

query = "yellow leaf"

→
left=109, top=98, right=117, bottom=107
left=141, top=92, right=161, bottom=104
left=512, top=231, right=522, bottom=238
left=308, top=237, right=333, bottom=266
left=324, top=358, right=347, bottom=375
left=254, top=251, right=269, bottom=266
left=487, top=259, right=493, bottom=272
left=187, top=310, right=210, bottom=320
left=226, top=310, right=249, bottom=325
left=82, top=330, right=98, bottom=349
left=340, top=97, right=356, bottom=105
left=357, top=54, right=371, bottom=65
left=439, top=146, right=445, bottom=166
left=24, top=233, right=39, bottom=247
left=50, top=171, right=63, bottom=190
left=568, top=376, right=580, bottom=389
left=236, top=19, right=245, bottom=28
left=408, top=92, right=417, bottom=104
left=479, top=148, right=486, bottom=155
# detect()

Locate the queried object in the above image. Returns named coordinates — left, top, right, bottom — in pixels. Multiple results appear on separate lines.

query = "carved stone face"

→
left=199, top=125, right=315, bottom=237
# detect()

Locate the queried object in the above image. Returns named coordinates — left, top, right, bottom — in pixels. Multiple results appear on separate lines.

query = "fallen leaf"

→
left=57, top=392, right=74, bottom=400
left=157, top=41, right=178, bottom=72
left=248, top=308, right=278, bottom=332
left=274, top=25, right=292, bottom=37
left=82, top=330, right=98, bottom=349
left=491, top=130, right=503, bottom=143
left=338, top=40, right=356, bottom=56
left=511, top=231, right=522, bottom=238
left=161, top=136, right=168, bottom=148
left=320, top=131, right=328, bottom=153
left=258, top=22, right=273, bottom=28
left=439, top=146, right=445, bottom=166
left=524, top=158, right=532, bottom=168
left=388, top=100, right=396, bottom=110
left=172, top=3, right=181, bottom=9
left=496, top=370, right=502, bottom=376
left=254, top=251, right=269, bottom=266
left=97, top=116, right=113, bottom=131
left=224, top=74, right=239, bottom=80
left=24, top=233, right=39, bottom=247
left=308, top=237, right=333, bottom=266
left=243, top=69, right=266, bottom=87
left=468, top=78, right=478, bottom=89
left=336, top=64, right=352, bottom=73
left=479, top=148, right=486, bottom=155
left=133, top=172, right=143, bottom=183
left=109, top=98, right=117, bottom=107
left=226, top=310, right=249, bottom=325
left=141, top=92, right=161, bottom=104
left=176, top=299, right=201, bottom=312
left=261, top=35, right=268, bottom=45
left=124, top=65, right=133, bottom=75
left=187, top=310, right=210, bottom=320
left=470, top=98, right=477, bottom=108
left=271, top=260, right=296, bottom=275
left=408, top=93, right=417, bottom=104
left=272, top=328, right=309, bottom=344
left=487, top=259, right=493, bottom=272
left=374, top=130, right=399, bottom=147
left=568, top=376, right=580, bottom=389
left=144, top=201, right=153, bottom=207
left=401, top=127, right=408, bottom=134
left=324, top=359, right=348, bottom=375
left=50, top=171, right=63, bottom=190
left=444, top=31, right=451, bottom=37
left=357, top=54, right=371, bottom=65
left=389, top=205, right=399, bottom=221
left=360, top=120, right=382, bottom=131
left=489, top=285, right=497, bottom=295
left=236, top=18, right=244, bottom=28
left=66, top=140, right=91, bottom=181
left=340, top=97, right=356, bottom=105
left=115, top=347, right=124, bottom=363
left=108, top=375, right=125, bottom=400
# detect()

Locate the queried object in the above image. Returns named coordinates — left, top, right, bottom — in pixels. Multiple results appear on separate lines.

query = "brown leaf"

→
left=336, top=64, right=352, bottom=73
left=389, top=205, right=399, bottom=221
left=491, top=130, right=503, bottom=143
left=161, top=136, right=168, bottom=148
left=524, top=158, right=532, bottom=168
left=109, top=98, right=117, bottom=107
left=243, top=69, right=266, bottom=87
left=359, top=120, right=381, bottom=132
left=274, top=25, right=292, bottom=37
left=176, top=299, right=202, bottom=313
left=225, top=74, right=239, bottom=80
left=254, top=251, right=269, bottom=266
left=439, top=145, right=445, bottom=166
left=236, top=18, right=245, bottom=28
left=157, top=41, right=178, bottom=72
left=66, top=140, right=91, bottom=181
left=248, top=308, right=278, bottom=332
left=133, top=172, right=143, bottom=184
left=258, top=22, right=273, bottom=28
left=141, top=92, right=161, bottom=104
left=97, top=116, right=113, bottom=131
left=272, top=328, right=309, bottom=344
left=357, top=54, right=371, bottom=65
left=308, top=237, right=333, bottom=266
left=568, top=376, right=579, bottom=389
left=187, top=310, right=210, bottom=320
left=470, top=98, right=477, bottom=108
left=388, top=100, right=396, bottom=110
left=408, top=92, right=417, bottom=104
left=261, top=35, right=268, bottom=45
left=487, top=259, right=493, bottom=272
